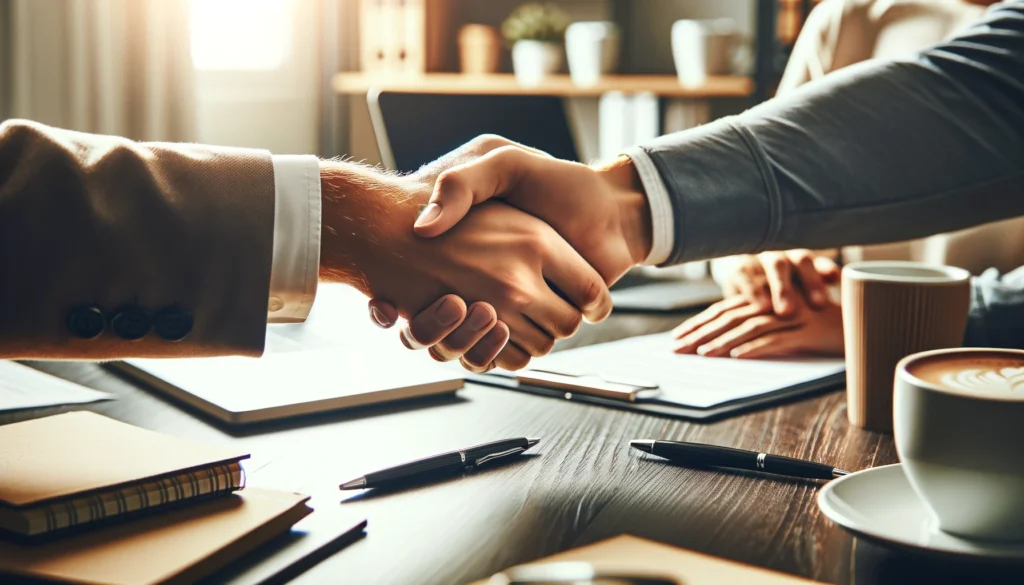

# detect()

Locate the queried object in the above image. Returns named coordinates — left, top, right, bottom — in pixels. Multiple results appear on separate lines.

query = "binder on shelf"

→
left=359, top=0, right=458, bottom=75
left=360, top=0, right=389, bottom=73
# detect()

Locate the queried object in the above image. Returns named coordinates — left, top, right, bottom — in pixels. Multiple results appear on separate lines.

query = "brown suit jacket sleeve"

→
left=0, top=119, right=276, bottom=359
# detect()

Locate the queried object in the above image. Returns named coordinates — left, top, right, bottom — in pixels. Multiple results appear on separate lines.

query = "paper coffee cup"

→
left=841, top=261, right=971, bottom=432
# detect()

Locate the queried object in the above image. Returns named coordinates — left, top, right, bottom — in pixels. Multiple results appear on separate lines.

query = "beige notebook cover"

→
left=0, top=411, right=247, bottom=508
left=0, top=411, right=249, bottom=538
left=0, top=489, right=311, bottom=585
left=477, top=535, right=825, bottom=585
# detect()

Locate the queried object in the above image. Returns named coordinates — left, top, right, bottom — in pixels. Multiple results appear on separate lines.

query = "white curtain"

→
left=10, top=0, right=194, bottom=142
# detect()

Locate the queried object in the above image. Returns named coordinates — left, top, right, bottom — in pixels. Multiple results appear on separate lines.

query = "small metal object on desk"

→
left=489, top=561, right=678, bottom=585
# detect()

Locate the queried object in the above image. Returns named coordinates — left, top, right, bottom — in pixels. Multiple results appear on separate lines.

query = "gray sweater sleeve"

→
left=965, top=267, right=1024, bottom=349
left=640, top=2, right=1024, bottom=265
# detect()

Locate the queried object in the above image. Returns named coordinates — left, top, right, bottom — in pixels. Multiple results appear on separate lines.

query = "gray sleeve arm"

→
left=640, top=2, right=1024, bottom=265
left=965, top=266, right=1024, bottom=349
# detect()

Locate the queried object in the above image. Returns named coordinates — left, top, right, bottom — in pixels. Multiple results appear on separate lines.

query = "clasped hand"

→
left=358, top=136, right=653, bottom=372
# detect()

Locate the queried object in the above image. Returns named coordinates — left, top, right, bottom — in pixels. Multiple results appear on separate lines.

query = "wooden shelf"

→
left=333, top=72, right=753, bottom=99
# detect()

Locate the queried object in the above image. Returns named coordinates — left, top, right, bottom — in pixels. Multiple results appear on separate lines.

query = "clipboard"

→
left=467, top=371, right=843, bottom=421
left=466, top=333, right=846, bottom=422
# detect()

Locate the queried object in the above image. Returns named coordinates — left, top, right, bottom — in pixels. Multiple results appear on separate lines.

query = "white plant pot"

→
left=566, top=22, right=619, bottom=87
left=512, top=40, right=563, bottom=86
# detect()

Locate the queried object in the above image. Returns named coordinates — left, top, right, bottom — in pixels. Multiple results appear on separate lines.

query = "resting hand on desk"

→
left=672, top=292, right=844, bottom=358
left=368, top=139, right=654, bottom=372
left=673, top=250, right=845, bottom=358
left=713, top=250, right=841, bottom=317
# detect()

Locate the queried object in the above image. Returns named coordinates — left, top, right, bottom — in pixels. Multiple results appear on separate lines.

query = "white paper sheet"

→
left=0, top=362, right=113, bottom=411
left=524, top=332, right=845, bottom=408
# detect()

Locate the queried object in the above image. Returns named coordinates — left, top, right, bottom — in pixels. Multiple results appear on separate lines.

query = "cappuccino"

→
left=896, top=347, right=1024, bottom=540
left=907, top=351, right=1024, bottom=396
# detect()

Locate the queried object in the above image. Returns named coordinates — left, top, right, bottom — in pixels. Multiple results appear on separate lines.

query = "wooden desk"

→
left=6, top=313, right=1023, bottom=585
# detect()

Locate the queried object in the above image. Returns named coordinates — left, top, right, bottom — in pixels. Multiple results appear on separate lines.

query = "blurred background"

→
left=0, top=0, right=814, bottom=165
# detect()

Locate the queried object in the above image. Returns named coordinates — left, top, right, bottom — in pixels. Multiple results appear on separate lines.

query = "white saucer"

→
left=818, top=463, right=1024, bottom=560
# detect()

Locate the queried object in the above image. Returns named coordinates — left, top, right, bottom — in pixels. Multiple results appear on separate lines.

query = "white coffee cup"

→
left=671, top=18, right=737, bottom=87
left=565, top=21, right=619, bottom=87
left=895, top=347, right=1024, bottom=541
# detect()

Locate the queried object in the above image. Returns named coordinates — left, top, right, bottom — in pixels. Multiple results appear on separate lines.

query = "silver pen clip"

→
left=490, top=561, right=678, bottom=584
left=474, top=447, right=527, bottom=467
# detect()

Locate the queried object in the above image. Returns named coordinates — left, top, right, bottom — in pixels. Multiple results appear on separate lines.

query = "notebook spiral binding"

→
left=25, top=462, right=245, bottom=537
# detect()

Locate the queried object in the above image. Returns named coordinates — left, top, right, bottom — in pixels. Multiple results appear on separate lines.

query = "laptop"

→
left=366, top=90, right=580, bottom=171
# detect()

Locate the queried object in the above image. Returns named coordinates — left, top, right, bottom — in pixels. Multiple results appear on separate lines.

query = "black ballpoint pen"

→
left=630, top=440, right=849, bottom=480
left=340, top=437, right=540, bottom=490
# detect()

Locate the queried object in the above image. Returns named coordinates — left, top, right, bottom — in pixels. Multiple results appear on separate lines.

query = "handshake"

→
left=318, top=136, right=653, bottom=373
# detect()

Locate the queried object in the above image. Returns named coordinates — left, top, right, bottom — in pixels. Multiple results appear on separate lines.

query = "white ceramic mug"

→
left=895, top=347, right=1024, bottom=541
left=565, top=21, right=619, bottom=87
left=671, top=18, right=737, bottom=87
left=511, top=40, right=563, bottom=86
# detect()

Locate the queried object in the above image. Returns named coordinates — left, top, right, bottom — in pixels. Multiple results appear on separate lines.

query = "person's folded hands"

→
left=715, top=250, right=841, bottom=317
left=671, top=290, right=844, bottom=359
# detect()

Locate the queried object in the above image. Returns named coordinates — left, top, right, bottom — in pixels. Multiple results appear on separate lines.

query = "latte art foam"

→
left=938, top=367, right=1024, bottom=393
left=907, top=352, right=1024, bottom=397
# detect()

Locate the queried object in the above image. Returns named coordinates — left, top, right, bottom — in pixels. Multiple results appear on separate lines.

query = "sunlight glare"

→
left=190, top=0, right=293, bottom=70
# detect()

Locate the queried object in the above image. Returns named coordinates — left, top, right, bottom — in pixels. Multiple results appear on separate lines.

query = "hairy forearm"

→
left=317, top=160, right=427, bottom=291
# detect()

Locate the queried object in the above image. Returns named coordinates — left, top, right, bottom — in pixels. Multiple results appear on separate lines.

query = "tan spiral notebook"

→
left=0, top=489, right=312, bottom=585
left=0, top=412, right=248, bottom=539
left=478, top=535, right=825, bottom=584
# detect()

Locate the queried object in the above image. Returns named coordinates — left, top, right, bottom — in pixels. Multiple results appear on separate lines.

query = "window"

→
left=190, top=0, right=293, bottom=71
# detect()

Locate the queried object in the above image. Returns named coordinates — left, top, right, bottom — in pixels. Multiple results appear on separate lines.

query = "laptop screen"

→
left=370, top=92, right=580, bottom=173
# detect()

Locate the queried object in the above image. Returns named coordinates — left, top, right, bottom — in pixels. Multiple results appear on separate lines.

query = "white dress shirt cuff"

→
left=622, top=146, right=674, bottom=266
left=269, top=155, right=321, bottom=323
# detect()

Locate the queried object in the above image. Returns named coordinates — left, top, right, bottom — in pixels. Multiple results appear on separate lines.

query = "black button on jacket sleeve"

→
left=110, top=305, right=152, bottom=341
left=153, top=306, right=193, bottom=342
left=66, top=306, right=106, bottom=339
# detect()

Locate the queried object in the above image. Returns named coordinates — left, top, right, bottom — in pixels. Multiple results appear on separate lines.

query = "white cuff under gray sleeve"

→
left=622, top=146, right=674, bottom=266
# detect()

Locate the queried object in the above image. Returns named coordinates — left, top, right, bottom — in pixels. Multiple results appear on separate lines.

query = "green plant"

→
left=501, top=3, right=570, bottom=44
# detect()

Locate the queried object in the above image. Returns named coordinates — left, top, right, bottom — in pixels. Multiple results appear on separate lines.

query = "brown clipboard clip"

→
left=516, top=368, right=661, bottom=403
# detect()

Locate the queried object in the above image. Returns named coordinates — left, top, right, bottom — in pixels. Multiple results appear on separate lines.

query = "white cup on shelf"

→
left=565, top=21, right=620, bottom=87
left=671, top=18, right=738, bottom=88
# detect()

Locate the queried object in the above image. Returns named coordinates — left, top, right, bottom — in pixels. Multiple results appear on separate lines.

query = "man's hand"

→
left=365, top=136, right=553, bottom=372
left=366, top=135, right=645, bottom=372
left=368, top=294, right=509, bottom=372
left=715, top=250, right=840, bottom=317
left=412, top=146, right=653, bottom=285
left=319, top=160, right=612, bottom=371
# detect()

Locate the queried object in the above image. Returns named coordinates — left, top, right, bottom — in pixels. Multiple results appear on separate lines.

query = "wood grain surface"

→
left=4, top=312, right=1023, bottom=585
